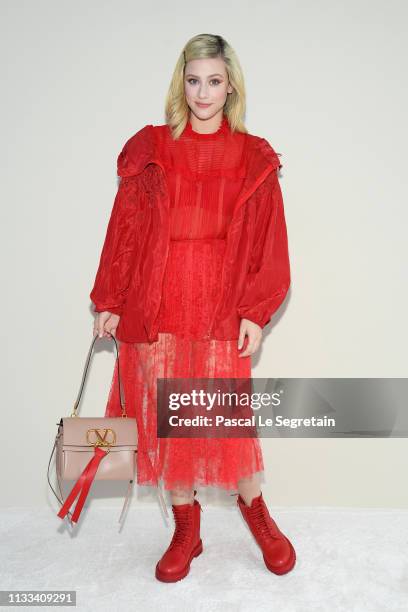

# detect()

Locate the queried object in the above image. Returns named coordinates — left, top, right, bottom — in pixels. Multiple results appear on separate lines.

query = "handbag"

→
left=47, top=335, right=138, bottom=527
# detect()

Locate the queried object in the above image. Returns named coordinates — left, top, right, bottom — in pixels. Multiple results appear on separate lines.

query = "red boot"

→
left=237, top=492, right=296, bottom=575
left=155, top=489, right=203, bottom=582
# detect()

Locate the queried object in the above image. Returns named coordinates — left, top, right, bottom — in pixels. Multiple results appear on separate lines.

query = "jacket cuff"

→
left=237, top=286, right=290, bottom=329
left=237, top=309, right=269, bottom=329
left=92, top=303, right=123, bottom=316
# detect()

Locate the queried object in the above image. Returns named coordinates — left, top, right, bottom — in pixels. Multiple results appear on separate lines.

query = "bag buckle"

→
left=86, top=428, right=116, bottom=450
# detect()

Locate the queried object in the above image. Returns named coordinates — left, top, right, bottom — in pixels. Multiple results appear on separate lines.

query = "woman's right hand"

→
left=93, top=311, right=121, bottom=339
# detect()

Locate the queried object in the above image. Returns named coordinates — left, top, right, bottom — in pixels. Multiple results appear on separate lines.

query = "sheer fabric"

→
left=105, top=114, right=264, bottom=491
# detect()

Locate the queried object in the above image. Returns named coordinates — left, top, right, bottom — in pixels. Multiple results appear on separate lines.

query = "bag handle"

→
left=70, top=335, right=127, bottom=418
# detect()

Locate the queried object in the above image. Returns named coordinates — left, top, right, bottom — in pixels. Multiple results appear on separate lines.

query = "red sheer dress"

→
left=105, top=114, right=264, bottom=496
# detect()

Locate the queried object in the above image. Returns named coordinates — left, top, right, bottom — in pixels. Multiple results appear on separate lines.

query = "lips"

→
left=196, top=102, right=212, bottom=108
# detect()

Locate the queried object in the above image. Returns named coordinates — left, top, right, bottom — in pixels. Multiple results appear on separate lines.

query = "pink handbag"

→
left=47, top=335, right=137, bottom=527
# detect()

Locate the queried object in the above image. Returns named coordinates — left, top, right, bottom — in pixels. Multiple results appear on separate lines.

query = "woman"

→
left=90, top=33, right=296, bottom=581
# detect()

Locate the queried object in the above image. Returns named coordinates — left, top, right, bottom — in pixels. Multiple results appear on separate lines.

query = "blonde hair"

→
left=164, top=33, right=247, bottom=139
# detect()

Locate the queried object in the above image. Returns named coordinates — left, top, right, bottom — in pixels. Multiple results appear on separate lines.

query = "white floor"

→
left=1, top=499, right=407, bottom=612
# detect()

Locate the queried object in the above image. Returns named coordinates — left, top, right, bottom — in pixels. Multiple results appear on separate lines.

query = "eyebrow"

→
left=185, top=73, right=224, bottom=78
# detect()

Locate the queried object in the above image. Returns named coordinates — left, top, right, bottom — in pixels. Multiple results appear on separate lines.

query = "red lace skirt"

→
left=105, top=238, right=264, bottom=491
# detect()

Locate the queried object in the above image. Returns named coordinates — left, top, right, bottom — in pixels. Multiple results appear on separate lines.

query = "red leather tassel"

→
left=57, top=447, right=108, bottom=523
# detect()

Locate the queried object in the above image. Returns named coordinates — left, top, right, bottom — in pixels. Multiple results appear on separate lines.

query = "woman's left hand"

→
left=237, top=318, right=262, bottom=357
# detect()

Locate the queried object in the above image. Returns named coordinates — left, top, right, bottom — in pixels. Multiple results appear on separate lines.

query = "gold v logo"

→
left=86, top=428, right=116, bottom=447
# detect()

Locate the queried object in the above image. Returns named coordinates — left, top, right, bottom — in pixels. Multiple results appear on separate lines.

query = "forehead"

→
left=185, top=57, right=227, bottom=77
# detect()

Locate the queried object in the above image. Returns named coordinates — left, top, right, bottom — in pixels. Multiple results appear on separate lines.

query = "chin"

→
left=193, top=106, right=221, bottom=119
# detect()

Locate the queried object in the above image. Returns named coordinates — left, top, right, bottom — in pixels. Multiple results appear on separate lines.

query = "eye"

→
left=186, top=78, right=223, bottom=86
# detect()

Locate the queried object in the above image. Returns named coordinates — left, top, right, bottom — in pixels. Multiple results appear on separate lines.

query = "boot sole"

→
left=155, top=539, right=203, bottom=582
left=263, top=535, right=296, bottom=575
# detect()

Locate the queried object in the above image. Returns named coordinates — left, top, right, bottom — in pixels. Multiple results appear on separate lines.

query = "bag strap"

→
left=71, top=334, right=127, bottom=418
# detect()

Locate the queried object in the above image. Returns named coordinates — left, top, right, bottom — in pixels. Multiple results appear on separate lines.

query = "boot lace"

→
left=168, top=508, right=193, bottom=551
left=248, top=502, right=280, bottom=540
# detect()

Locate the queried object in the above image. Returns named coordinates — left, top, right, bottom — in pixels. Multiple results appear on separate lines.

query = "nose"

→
left=197, top=84, right=210, bottom=99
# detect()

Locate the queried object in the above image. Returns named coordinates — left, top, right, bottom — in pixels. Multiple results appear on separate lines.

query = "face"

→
left=184, top=57, right=233, bottom=121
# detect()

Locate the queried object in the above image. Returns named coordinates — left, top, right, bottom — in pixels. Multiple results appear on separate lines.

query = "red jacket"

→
left=89, top=123, right=291, bottom=344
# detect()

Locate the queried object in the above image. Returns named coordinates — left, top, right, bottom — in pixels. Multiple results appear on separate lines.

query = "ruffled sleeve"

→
left=89, top=125, right=153, bottom=315
left=236, top=163, right=291, bottom=328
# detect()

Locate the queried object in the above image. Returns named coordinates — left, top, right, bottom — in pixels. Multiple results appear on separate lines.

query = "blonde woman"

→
left=90, top=33, right=296, bottom=581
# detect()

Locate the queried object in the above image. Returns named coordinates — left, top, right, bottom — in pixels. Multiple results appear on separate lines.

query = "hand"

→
left=237, top=318, right=262, bottom=357
left=93, top=311, right=121, bottom=339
